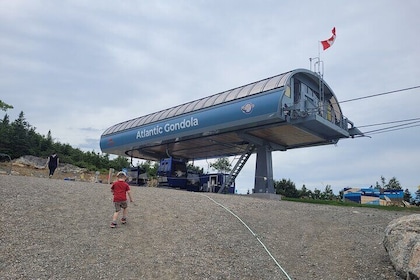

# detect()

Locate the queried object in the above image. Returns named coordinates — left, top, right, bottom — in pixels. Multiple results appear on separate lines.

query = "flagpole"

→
left=318, top=39, right=324, bottom=115
left=317, top=27, right=335, bottom=117
left=318, top=40, right=321, bottom=73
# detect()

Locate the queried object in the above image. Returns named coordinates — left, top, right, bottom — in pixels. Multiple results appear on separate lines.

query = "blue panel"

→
left=344, top=194, right=361, bottom=203
left=100, top=89, right=283, bottom=153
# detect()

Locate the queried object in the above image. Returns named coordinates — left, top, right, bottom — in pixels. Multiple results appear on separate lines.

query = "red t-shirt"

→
left=111, top=180, right=130, bottom=202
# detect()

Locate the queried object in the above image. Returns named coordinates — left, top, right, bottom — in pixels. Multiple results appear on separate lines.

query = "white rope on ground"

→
left=200, top=194, right=292, bottom=280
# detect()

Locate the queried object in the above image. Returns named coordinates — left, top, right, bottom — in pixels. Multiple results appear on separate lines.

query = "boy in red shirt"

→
left=110, top=171, right=134, bottom=228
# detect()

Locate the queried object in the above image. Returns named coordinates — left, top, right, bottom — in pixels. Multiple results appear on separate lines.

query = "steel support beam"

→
left=253, top=144, right=275, bottom=194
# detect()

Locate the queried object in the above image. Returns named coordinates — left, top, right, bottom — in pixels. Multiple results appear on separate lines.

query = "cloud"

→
left=1, top=0, right=419, bottom=195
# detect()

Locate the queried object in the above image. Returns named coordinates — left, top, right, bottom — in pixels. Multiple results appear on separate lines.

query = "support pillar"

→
left=253, top=145, right=275, bottom=194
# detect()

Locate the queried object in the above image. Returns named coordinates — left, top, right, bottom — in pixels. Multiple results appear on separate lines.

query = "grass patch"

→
left=282, top=197, right=420, bottom=212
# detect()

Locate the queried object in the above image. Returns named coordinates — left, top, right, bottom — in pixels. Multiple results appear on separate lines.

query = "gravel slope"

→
left=0, top=175, right=411, bottom=279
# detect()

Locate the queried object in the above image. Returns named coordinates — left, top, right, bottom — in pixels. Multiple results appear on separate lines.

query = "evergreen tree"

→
left=322, top=185, right=334, bottom=200
left=377, top=176, right=402, bottom=190
left=313, top=188, right=321, bottom=199
left=138, top=160, right=159, bottom=178
left=0, top=110, right=130, bottom=172
left=40, top=130, right=53, bottom=153
left=386, top=177, right=402, bottom=190
left=299, top=184, right=309, bottom=197
left=0, top=100, right=13, bottom=111
left=109, top=156, right=130, bottom=171
left=10, top=111, right=32, bottom=158
left=274, top=178, right=299, bottom=198
left=403, top=189, right=412, bottom=202
left=415, top=188, right=420, bottom=200
left=210, top=157, right=231, bottom=173
left=0, top=114, right=12, bottom=154
left=187, top=162, right=204, bottom=174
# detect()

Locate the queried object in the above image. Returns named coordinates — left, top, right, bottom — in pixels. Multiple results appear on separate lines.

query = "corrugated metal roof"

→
left=102, top=70, right=294, bottom=136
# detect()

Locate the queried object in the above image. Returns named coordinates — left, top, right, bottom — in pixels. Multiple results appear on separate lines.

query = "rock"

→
left=383, top=214, right=420, bottom=279
left=12, top=155, right=47, bottom=169
left=59, top=163, right=87, bottom=174
left=12, top=155, right=87, bottom=174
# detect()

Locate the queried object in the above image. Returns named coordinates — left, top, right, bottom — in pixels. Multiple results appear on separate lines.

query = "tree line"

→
left=0, top=111, right=130, bottom=172
left=273, top=177, right=419, bottom=202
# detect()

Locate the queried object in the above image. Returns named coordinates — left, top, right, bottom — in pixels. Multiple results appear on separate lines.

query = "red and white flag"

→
left=321, top=27, right=336, bottom=50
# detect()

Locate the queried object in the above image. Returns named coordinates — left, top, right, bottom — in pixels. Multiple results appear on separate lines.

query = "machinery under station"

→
left=100, top=68, right=362, bottom=194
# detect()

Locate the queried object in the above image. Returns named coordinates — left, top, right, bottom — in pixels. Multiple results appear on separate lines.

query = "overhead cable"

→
left=361, top=120, right=420, bottom=135
left=364, top=123, right=420, bottom=136
left=340, top=85, right=420, bottom=103
left=357, top=117, right=420, bottom=128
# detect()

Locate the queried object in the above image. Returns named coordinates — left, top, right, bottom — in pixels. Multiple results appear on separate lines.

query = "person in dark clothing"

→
left=46, top=152, right=59, bottom=178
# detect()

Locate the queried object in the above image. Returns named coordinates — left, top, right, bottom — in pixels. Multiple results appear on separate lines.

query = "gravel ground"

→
left=0, top=174, right=413, bottom=279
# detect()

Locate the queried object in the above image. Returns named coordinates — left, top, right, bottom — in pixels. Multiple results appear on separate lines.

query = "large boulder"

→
left=12, top=155, right=87, bottom=174
left=384, top=214, right=420, bottom=279
left=12, top=155, right=47, bottom=169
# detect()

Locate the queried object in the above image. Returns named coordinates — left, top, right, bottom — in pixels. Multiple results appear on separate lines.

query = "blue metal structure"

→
left=100, top=69, right=362, bottom=194
left=156, top=157, right=188, bottom=189
left=199, top=173, right=235, bottom=194
left=343, top=187, right=404, bottom=205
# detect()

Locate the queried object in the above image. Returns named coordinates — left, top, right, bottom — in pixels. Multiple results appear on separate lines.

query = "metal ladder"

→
left=218, top=143, right=256, bottom=193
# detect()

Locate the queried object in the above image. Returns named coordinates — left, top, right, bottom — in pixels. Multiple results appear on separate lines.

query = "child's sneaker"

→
left=110, top=222, right=117, bottom=228
left=121, top=218, right=127, bottom=224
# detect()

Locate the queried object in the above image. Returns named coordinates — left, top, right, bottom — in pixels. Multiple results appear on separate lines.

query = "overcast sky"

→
left=1, top=1, right=419, bottom=195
